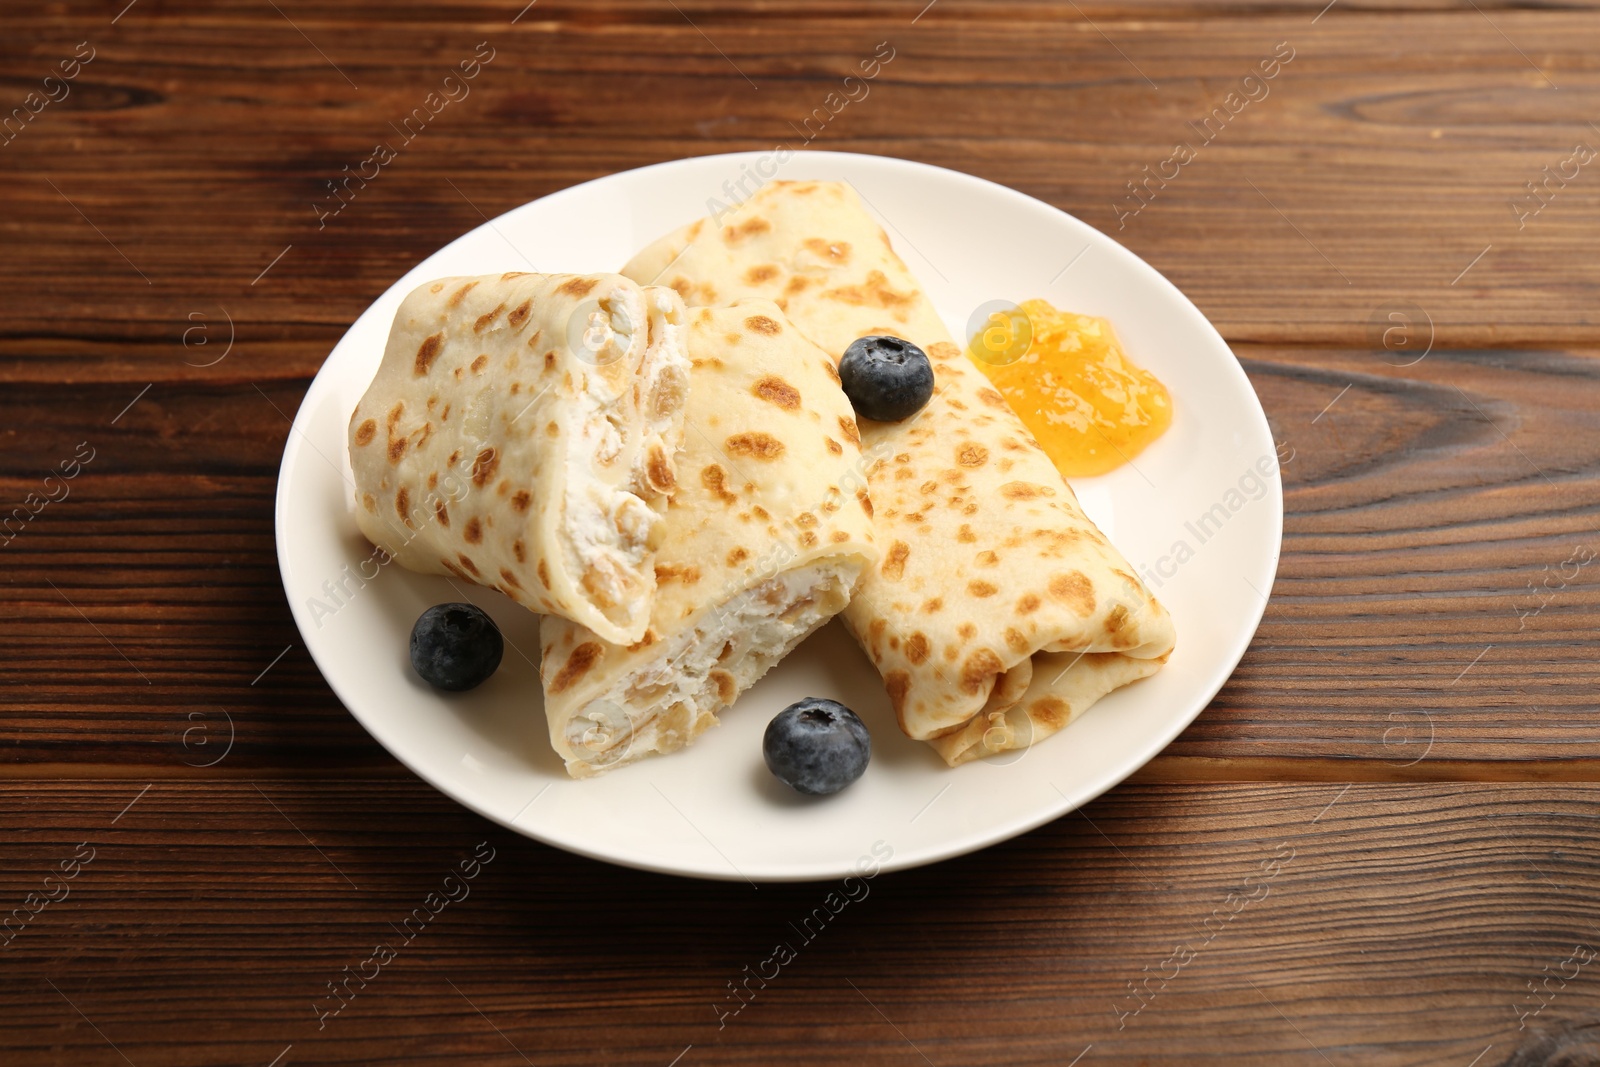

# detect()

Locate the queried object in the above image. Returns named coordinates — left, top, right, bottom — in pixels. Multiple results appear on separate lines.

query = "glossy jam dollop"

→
left=967, top=299, right=1172, bottom=478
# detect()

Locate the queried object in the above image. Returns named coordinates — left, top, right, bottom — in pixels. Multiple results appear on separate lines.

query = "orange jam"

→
left=966, top=299, right=1172, bottom=478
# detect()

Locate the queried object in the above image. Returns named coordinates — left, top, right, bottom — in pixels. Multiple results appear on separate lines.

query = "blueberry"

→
left=839, top=335, right=934, bottom=422
left=409, top=603, right=503, bottom=691
left=763, top=698, right=871, bottom=796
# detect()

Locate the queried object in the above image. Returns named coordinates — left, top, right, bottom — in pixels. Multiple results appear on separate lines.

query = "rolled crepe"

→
left=349, top=271, right=689, bottom=646
left=624, top=181, right=1175, bottom=765
left=539, top=300, right=877, bottom=777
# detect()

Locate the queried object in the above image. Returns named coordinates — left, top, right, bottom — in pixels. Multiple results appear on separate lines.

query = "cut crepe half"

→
left=623, top=181, right=1176, bottom=766
left=349, top=271, right=689, bottom=646
left=539, top=300, right=877, bottom=778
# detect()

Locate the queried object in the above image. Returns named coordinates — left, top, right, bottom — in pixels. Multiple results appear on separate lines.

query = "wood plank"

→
left=2, top=6, right=1597, bottom=386
left=7, top=343, right=1600, bottom=773
left=2, top=780, right=1598, bottom=1064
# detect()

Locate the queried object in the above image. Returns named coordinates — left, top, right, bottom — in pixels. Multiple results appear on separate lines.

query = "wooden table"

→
left=5, top=1, right=1599, bottom=1063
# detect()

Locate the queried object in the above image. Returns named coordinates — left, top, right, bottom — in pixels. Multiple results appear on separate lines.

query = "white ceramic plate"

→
left=276, top=151, right=1281, bottom=882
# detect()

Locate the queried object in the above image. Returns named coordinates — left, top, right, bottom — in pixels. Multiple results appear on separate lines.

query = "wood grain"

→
left=3, top=780, right=1600, bottom=1066
left=2, top=2, right=1598, bottom=384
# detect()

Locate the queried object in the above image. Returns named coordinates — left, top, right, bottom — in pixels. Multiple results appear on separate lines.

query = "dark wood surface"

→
left=5, top=1, right=1600, bottom=1063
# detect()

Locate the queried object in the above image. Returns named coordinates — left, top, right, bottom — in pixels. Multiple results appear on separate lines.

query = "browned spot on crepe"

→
left=961, top=649, right=1003, bottom=695
left=395, top=487, right=411, bottom=524
left=1004, top=627, right=1029, bottom=653
left=354, top=419, right=377, bottom=446
left=513, top=540, right=526, bottom=563
left=434, top=501, right=449, bottom=526
left=507, top=298, right=532, bottom=328
left=856, top=489, right=873, bottom=517
left=702, top=464, right=738, bottom=505
left=464, top=517, right=482, bottom=544
left=885, top=670, right=911, bottom=727
left=922, top=597, right=943, bottom=613
left=1049, top=571, right=1096, bottom=615
left=414, top=333, right=445, bottom=376
left=647, top=444, right=675, bottom=491
left=550, top=642, right=603, bottom=694
left=469, top=354, right=488, bottom=374
left=1017, top=593, right=1042, bottom=615
left=499, top=568, right=522, bottom=589
left=838, top=415, right=860, bottom=445
left=957, top=525, right=977, bottom=544
left=511, top=491, right=531, bottom=513
left=881, top=540, right=910, bottom=580
left=958, top=622, right=977, bottom=640
left=905, top=633, right=930, bottom=665
left=723, top=217, right=772, bottom=241
left=471, top=448, right=499, bottom=487
left=537, top=558, right=550, bottom=589
left=803, top=237, right=851, bottom=262
left=822, top=359, right=842, bottom=385
left=1105, top=603, right=1130, bottom=633
left=830, top=530, right=850, bottom=542
left=825, top=437, right=843, bottom=455
left=967, top=580, right=998, bottom=598
left=976, top=550, right=999, bottom=567
left=727, top=547, right=749, bottom=566
left=456, top=554, right=480, bottom=576
left=821, top=270, right=915, bottom=311
left=473, top=303, right=505, bottom=333
left=1001, top=481, right=1052, bottom=500
left=1032, top=697, right=1071, bottom=729
left=725, top=432, right=785, bottom=460
left=957, top=443, right=989, bottom=468
left=753, top=375, right=800, bottom=410
left=976, top=388, right=1009, bottom=410
left=446, top=280, right=479, bottom=308
left=501, top=271, right=530, bottom=280
left=745, top=264, right=779, bottom=284
left=655, top=563, right=701, bottom=585
left=555, top=277, right=598, bottom=298
left=745, top=315, right=781, bottom=336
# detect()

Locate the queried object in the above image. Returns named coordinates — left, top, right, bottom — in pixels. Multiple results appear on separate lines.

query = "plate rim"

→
left=275, top=149, right=1283, bottom=882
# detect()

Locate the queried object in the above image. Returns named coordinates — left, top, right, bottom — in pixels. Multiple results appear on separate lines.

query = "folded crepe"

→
left=349, top=271, right=689, bottom=645
left=623, top=181, right=1175, bottom=765
left=539, top=299, right=877, bottom=777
